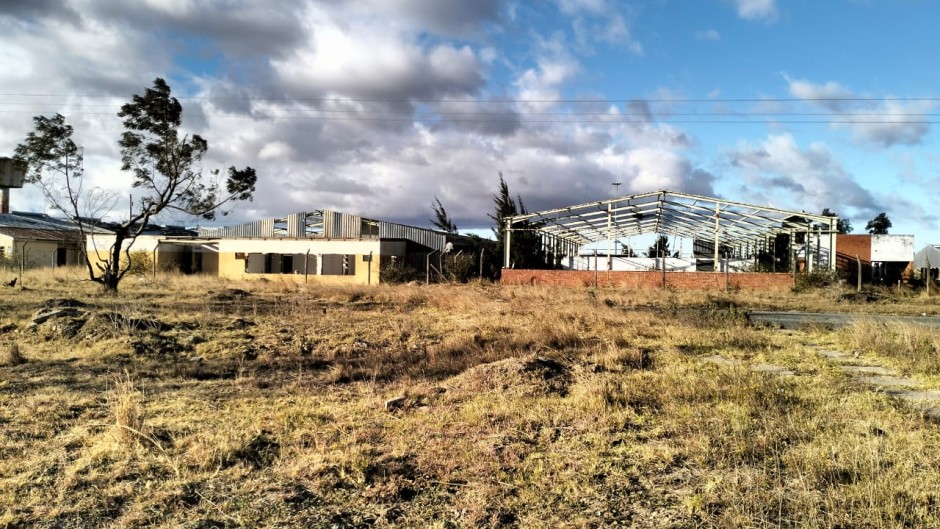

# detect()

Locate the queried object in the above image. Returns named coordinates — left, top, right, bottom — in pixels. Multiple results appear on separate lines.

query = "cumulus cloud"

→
left=785, top=76, right=934, bottom=147
left=732, top=0, right=778, bottom=22
left=728, top=133, right=879, bottom=215
left=272, top=16, right=485, bottom=101
left=560, top=0, right=643, bottom=54
left=0, top=0, right=711, bottom=231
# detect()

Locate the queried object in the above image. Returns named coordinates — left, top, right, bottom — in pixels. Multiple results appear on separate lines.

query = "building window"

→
left=245, top=253, right=317, bottom=274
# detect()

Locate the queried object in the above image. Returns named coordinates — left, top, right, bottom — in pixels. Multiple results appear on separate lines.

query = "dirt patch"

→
left=231, top=430, right=280, bottom=469
left=41, top=298, right=89, bottom=310
left=209, top=289, right=252, bottom=302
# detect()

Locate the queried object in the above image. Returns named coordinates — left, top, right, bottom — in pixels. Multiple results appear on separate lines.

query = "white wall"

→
left=872, top=234, right=914, bottom=262
left=217, top=238, right=382, bottom=255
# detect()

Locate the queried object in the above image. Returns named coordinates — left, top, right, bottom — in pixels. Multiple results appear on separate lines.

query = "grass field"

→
left=2, top=267, right=940, bottom=528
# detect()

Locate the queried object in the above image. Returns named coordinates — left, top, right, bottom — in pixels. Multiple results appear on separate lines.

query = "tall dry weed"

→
left=110, top=371, right=145, bottom=447
left=3, top=342, right=26, bottom=366
left=842, top=320, right=940, bottom=374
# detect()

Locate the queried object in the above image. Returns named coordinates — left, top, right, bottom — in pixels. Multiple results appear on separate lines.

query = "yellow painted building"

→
left=85, top=210, right=447, bottom=285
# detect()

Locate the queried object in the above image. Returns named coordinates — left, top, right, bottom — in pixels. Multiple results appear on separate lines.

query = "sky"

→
left=1, top=0, right=938, bottom=244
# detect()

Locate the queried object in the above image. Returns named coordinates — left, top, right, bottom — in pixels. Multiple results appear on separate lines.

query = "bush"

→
left=126, top=250, right=154, bottom=276
left=380, top=261, right=421, bottom=284
left=444, top=253, right=481, bottom=283
left=793, top=269, right=841, bottom=292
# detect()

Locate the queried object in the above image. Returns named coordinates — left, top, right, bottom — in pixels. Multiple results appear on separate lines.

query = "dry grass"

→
left=840, top=320, right=940, bottom=375
left=110, top=371, right=146, bottom=448
left=2, top=342, right=26, bottom=366
left=1, top=267, right=940, bottom=527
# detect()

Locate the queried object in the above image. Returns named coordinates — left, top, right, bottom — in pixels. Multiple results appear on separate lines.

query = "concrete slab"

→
left=815, top=350, right=866, bottom=364
left=882, top=389, right=940, bottom=401
left=702, top=355, right=739, bottom=366
left=816, top=349, right=848, bottom=359
left=752, top=364, right=796, bottom=376
left=860, top=375, right=920, bottom=388
left=837, top=365, right=896, bottom=376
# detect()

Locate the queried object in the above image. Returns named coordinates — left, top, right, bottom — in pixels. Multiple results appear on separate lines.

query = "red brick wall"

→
left=836, top=234, right=871, bottom=263
left=501, top=269, right=794, bottom=290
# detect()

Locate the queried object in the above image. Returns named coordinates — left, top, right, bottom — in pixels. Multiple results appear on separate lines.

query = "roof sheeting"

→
left=507, top=190, right=837, bottom=247
left=913, top=245, right=940, bottom=269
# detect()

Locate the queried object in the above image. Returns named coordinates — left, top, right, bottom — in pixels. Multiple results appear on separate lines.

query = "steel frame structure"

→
left=503, top=190, right=838, bottom=271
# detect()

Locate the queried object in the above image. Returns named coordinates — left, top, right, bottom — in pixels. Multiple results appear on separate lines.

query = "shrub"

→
left=444, top=253, right=480, bottom=283
left=126, top=250, right=154, bottom=276
left=380, top=261, right=421, bottom=284
left=794, top=269, right=841, bottom=292
left=3, top=342, right=26, bottom=366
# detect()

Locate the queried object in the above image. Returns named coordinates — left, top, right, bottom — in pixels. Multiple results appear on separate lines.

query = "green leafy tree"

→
left=646, top=235, right=670, bottom=258
left=429, top=197, right=458, bottom=234
left=15, top=78, right=257, bottom=291
left=821, top=208, right=852, bottom=234
left=865, top=212, right=892, bottom=235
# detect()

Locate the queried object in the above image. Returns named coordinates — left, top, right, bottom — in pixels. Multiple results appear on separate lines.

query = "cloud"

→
left=561, top=0, right=643, bottom=54
left=694, top=29, right=722, bottom=41
left=87, top=0, right=308, bottom=59
left=733, top=0, right=778, bottom=22
left=381, top=0, right=501, bottom=36
left=785, top=76, right=934, bottom=147
left=727, top=133, right=879, bottom=215
left=0, top=0, right=711, bottom=233
left=272, top=15, right=485, bottom=101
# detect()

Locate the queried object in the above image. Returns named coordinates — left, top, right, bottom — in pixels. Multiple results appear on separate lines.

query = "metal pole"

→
left=594, top=249, right=598, bottom=288
left=804, top=227, right=810, bottom=273
left=503, top=219, right=512, bottom=269
left=662, top=253, right=666, bottom=288
left=857, top=255, right=862, bottom=292
left=829, top=218, right=837, bottom=270
left=607, top=203, right=613, bottom=271
left=305, top=250, right=310, bottom=283
left=367, top=251, right=372, bottom=285
left=725, top=257, right=730, bottom=291
left=713, top=202, right=720, bottom=273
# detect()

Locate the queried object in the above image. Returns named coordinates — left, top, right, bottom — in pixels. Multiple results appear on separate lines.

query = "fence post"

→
left=856, top=255, right=861, bottom=292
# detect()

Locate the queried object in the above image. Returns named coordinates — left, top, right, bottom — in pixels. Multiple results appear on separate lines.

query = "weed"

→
left=110, top=371, right=145, bottom=448
left=3, top=341, right=26, bottom=366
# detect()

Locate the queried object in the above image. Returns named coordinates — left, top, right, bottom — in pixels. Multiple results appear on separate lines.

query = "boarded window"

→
left=245, top=253, right=266, bottom=273
left=321, top=254, right=356, bottom=276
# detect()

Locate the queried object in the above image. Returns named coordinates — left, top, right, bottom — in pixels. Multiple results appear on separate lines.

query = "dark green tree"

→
left=489, top=172, right=548, bottom=270
left=821, top=208, right=853, bottom=234
left=15, top=78, right=257, bottom=291
left=646, top=235, right=670, bottom=258
left=865, top=212, right=892, bottom=235
left=429, top=197, right=458, bottom=234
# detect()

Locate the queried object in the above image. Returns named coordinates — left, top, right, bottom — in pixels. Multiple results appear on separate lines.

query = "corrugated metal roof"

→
left=0, top=227, right=83, bottom=243
left=0, top=213, right=81, bottom=231
left=913, top=245, right=940, bottom=268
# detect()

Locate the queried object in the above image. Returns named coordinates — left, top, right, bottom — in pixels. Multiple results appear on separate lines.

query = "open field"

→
left=2, top=268, right=940, bottom=528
